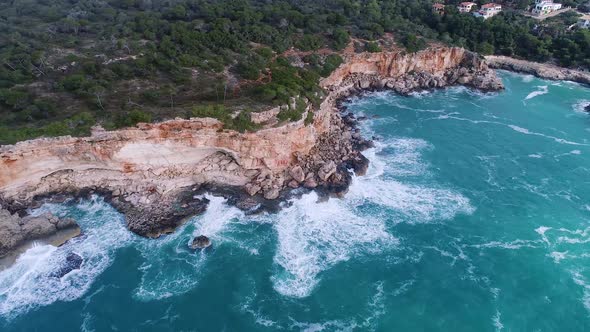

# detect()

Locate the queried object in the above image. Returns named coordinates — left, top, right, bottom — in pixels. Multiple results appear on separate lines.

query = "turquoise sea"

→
left=1, top=71, right=590, bottom=331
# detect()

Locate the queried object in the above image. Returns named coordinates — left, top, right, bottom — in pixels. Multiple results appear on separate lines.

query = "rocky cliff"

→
left=0, top=46, right=502, bottom=246
left=486, top=55, right=590, bottom=85
left=322, top=47, right=503, bottom=94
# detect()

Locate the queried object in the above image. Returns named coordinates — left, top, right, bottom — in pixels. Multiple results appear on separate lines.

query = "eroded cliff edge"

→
left=0, top=47, right=503, bottom=249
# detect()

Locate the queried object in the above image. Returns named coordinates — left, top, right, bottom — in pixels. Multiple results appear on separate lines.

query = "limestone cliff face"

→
left=0, top=46, right=502, bottom=239
left=322, top=47, right=474, bottom=86
left=0, top=114, right=330, bottom=200
left=321, top=47, right=502, bottom=94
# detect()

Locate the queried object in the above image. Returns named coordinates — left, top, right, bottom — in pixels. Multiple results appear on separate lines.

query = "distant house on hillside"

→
left=474, top=3, right=502, bottom=19
left=578, top=15, right=590, bottom=28
left=432, top=3, right=445, bottom=15
left=532, top=0, right=562, bottom=16
left=458, top=2, right=477, bottom=13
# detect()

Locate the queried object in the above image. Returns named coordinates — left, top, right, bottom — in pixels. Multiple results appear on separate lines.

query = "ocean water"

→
left=1, top=71, right=590, bottom=331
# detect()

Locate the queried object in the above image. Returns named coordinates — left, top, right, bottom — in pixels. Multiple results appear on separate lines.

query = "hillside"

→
left=1, top=0, right=589, bottom=144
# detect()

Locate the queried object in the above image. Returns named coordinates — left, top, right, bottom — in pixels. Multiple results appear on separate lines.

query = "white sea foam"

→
left=371, top=138, right=430, bottom=177
left=535, top=226, right=552, bottom=244
left=573, top=100, right=590, bottom=114
left=134, top=195, right=243, bottom=301
left=528, top=154, right=543, bottom=159
left=524, top=85, right=549, bottom=101
left=271, top=133, right=474, bottom=298
left=522, top=75, right=535, bottom=83
left=549, top=251, right=568, bottom=263
left=492, top=310, right=504, bottom=331
left=270, top=192, right=398, bottom=298
left=0, top=196, right=133, bottom=319
left=508, top=125, right=587, bottom=146
left=571, top=271, right=590, bottom=313
left=470, top=239, right=539, bottom=250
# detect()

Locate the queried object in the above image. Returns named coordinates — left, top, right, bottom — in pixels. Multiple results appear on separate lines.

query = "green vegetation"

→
left=1, top=0, right=589, bottom=144
left=189, top=105, right=259, bottom=133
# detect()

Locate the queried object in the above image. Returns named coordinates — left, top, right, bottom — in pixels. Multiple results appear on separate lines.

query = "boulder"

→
left=244, top=169, right=260, bottom=178
left=235, top=197, right=260, bottom=211
left=318, top=161, right=337, bottom=182
left=263, top=188, right=280, bottom=200
left=191, top=235, right=211, bottom=249
left=289, top=166, right=305, bottom=183
left=303, top=177, right=318, bottom=189
left=585, top=104, right=590, bottom=113
left=287, top=180, right=300, bottom=189
left=56, top=217, right=78, bottom=230
left=245, top=183, right=261, bottom=196
left=457, top=75, right=471, bottom=84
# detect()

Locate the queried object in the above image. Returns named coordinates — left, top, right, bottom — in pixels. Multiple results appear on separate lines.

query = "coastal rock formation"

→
left=322, top=47, right=504, bottom=94
left=0, top=46, right=502, bottom=249
left=191, top=235, right=212, bottom=249
left=0, top=208, right=80, bottom=257
left=486, top=55, right=590, bottom=85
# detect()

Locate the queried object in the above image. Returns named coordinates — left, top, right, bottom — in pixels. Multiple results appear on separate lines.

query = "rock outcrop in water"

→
left=0, top=47, right=502, bottom=247
left=51, top=252, right=83, bottom=278
left=485, top=56, right=590, bottom=85
left=0, top=208, right=80, bottom=258
left=190, top=235, right=212, bottom=249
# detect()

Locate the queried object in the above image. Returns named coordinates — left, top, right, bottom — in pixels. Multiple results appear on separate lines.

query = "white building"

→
left=474, top=3, right=502, bottom=19
left=532, top=0, right=562, bottom=16
left=458, top=2, right=477, bottom=13
left=578, top=15, right=590, bottom=29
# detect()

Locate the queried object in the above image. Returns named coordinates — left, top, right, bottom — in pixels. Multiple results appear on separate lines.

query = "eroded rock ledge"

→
left=0, top=47, right=502, bottom=251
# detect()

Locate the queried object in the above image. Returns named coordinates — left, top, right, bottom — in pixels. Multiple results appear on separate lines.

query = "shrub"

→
left=114, top=109, right=152, bottom=128
left=365, top=41, right=382, bottom=53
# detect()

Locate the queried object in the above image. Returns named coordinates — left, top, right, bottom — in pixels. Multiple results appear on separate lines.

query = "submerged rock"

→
left=51, top=252, right=83, bottom=278
left=585, top=103, right=590, bottom=113
left=191, top=235, right=211, bottom=249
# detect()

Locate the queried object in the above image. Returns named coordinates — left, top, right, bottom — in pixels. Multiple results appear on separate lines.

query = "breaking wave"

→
left=269, top=126, right=474, bottom=297
left=134, top=195, right=243, bottom=301
left=524, top=85, right=549, bottom=101
left=0, top=196, right=133, bottom=320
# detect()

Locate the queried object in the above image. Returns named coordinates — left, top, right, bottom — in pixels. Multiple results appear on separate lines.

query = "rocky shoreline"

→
left=0, top=207, right=80, bottom=260
left=0, top=47, right=503, bottom=258
left=485, top=55, right=590, bottom=85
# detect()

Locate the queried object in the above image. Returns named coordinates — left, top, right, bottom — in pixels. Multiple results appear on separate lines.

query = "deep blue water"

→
left=1, top=72, right=590, bottom=331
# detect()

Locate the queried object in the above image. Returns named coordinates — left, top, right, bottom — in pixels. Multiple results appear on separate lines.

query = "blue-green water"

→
left=2, top=72, right=590, bottom=331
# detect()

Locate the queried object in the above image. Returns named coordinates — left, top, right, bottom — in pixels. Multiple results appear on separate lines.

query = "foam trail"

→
left=507, top=125, right=587, bottom=146
left=0, top=196, right=133, bottom=319
left=524, top=85, right=548, bottom=100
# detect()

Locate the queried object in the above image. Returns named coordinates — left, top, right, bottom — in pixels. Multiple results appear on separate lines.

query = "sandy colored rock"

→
left=289, top=166, right=305, bottom=183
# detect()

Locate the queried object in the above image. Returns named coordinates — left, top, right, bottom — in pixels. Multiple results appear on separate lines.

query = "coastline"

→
left=485, top=55, right=590, bottom=86
left=0, top=47, right=504, bottom=259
